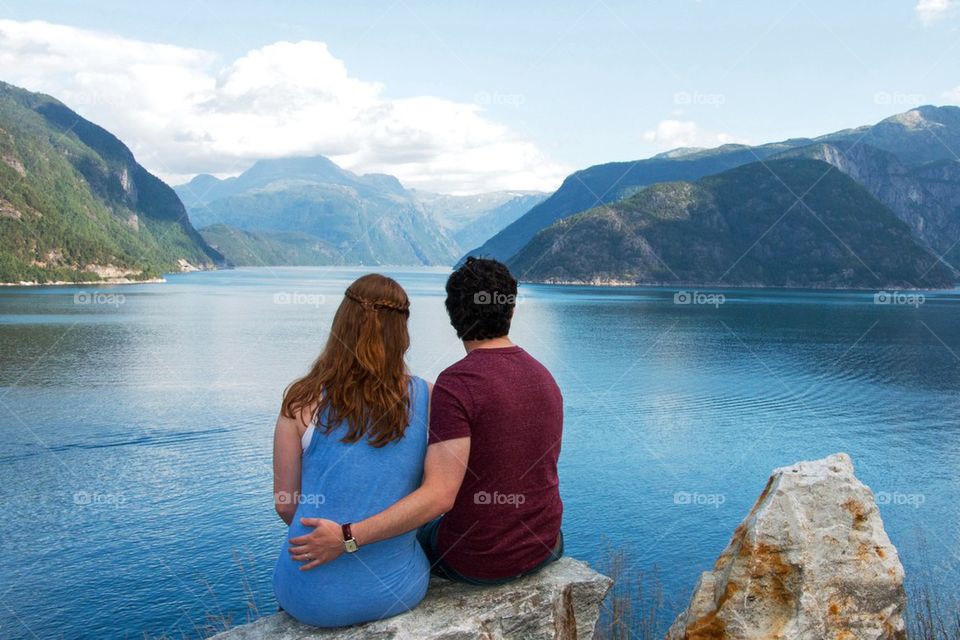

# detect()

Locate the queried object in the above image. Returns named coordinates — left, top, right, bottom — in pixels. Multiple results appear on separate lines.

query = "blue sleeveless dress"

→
left=273, top=376, right=431, bottom=627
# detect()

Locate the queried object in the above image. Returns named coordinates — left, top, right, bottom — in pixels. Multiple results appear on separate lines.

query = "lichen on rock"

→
left=667, top=453, right=907, bottom=640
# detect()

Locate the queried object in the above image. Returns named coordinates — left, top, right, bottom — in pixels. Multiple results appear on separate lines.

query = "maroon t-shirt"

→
left=429, top=345, right=563, bottom=580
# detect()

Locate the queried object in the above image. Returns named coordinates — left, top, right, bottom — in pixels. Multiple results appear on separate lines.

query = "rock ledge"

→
left=213, top=557, right=612, bottom=640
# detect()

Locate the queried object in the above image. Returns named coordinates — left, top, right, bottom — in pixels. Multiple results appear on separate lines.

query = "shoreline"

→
left=520, top=278, right=957, bottom=293
left=1, top=267, right=955, bottom=293
left=0, top=277, right=167, bottom=287
left=0, top=258, right=226, bottom=288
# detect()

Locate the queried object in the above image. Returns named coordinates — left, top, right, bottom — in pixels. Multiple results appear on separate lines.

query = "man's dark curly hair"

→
left=445, top=257, right=518, bottom=341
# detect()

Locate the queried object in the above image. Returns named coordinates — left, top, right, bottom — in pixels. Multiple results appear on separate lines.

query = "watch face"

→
left=344, top=539, right=359, bottom=553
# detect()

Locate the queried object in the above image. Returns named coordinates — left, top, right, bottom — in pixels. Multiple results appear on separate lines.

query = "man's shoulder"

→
left=437, top=355, right=473, bottom=380
left=513, top=348, right=561, bottom=388
left=434, top=357, right=477, bottom=398
left=516, top=348, right=552, bottom=372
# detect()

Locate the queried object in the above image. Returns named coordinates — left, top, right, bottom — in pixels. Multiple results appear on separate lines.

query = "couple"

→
left=271, top=258, right=564, bottom=627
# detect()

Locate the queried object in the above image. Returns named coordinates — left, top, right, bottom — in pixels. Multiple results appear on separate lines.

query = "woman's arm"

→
left=288, top=380, right=472, bottom=569
left=289, top=437, right=470, bottom=569
left=273, top=412, right=304, bottom=525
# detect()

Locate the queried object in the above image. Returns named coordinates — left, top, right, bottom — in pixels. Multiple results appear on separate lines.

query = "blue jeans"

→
left=416, top=517, right=564, bottom=586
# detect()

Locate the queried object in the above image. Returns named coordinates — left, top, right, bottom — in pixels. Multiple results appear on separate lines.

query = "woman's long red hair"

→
left=282, top=274, right=412, bottom=447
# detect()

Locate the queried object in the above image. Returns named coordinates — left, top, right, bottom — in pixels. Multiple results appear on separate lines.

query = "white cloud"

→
left=0, top=20, right=569, bottom=194
left=944, top=86, right=960, bottom=103
left=915, top=0, right=957, bottom=25
left=641, top=119, right=744, bottom=151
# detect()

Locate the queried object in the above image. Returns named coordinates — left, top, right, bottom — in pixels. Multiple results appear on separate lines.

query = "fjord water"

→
left=1, top=267, right=958, bottom=638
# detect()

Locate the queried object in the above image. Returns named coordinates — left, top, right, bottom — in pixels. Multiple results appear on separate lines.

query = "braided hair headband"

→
left=344, top=288, right=410, bottom=315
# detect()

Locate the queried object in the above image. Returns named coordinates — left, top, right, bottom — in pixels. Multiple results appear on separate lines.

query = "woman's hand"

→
left=288, top=518, right=345, bottom=570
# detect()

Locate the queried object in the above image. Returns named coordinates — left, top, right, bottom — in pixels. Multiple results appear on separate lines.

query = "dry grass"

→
left=594, top=547, right=668, bottom=640
left=144, top=550, right=261, bottom=640
left=909, top=582, right=960, bottom=640
left=906, top=536, right=960, bottom=640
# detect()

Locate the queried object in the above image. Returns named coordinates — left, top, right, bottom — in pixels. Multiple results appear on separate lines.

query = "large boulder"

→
left=667, top=453, right=906, bottom=640
left=213, top=557, right=612, bottom=639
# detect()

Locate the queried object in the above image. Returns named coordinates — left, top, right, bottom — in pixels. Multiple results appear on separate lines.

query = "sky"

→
left=0, top=0, right=957, bottom=194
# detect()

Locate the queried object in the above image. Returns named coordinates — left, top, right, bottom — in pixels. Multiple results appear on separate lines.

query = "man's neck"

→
left=463, top=336, right=514, bottom=354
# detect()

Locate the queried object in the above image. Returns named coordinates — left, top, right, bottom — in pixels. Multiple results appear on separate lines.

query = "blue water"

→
left=1, top=267, right=958, bottom=638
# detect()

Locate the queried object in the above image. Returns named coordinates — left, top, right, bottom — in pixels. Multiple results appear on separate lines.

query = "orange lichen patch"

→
left=826, top=595, right=863, bottom=640
left=684, top=540, right=799, bottom=640
left=827, top=595, right=853, bottom=621
left=716, top=579, right=740, bottom=606
left=875, top=545, right=887, bottom=559
left=682, top=610, right=727, bottom=640
left=713, top=477, right=778, bottom=573
left=682, top=581, right=738, bottom=640
left=842, top=498, right=868, bottom=529
left=743, top=542, right=797, bottom=605
left=713, top=524, right=746, bottom=572
left=741, top=540, right=797, bottom=637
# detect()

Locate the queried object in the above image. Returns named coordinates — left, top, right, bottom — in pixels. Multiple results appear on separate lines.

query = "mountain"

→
left=776, top=140, right=960, bottom=271
left=462, top=141, right=812, bottom=264
left=820, top=105, right=960, bottom=166
left=411, top=190, right=548, bottom=250
left=509, top=159, right=954, bottom=289
left=175, top=156, right=456, bottom=266
left=198, top=224, right=343, bottom=267
left=175, top=157, right=547, bottom=266
left=465, top=106, right=960, bottom=268
left=0, top=81, right=222, bottom=283
left=177, top=156, right=409, bottom=208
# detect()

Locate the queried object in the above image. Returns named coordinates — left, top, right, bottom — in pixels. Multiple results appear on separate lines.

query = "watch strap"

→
left=342, top=523, right=359, bottom=553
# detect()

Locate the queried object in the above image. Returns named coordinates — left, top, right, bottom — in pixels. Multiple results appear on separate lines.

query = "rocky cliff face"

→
left=823, top=105, right=960, bottom=167
left=667, top=453, right=906, bottom=640
left=213, top=557, right=612, bottom=640
left=781, top=142, right=960, bottom=272
left=0, top=80, right=223, bottom=283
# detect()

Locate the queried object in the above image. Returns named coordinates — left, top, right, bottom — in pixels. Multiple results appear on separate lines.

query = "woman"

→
left=272, top=274, right=430, bottom=627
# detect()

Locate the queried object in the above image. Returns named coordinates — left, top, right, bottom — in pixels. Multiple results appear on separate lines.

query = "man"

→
left=289, top=257, right=563, bottom=584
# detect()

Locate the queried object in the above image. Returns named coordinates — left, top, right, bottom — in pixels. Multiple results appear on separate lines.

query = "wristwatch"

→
left=342, top=523, right=359, bottom=553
